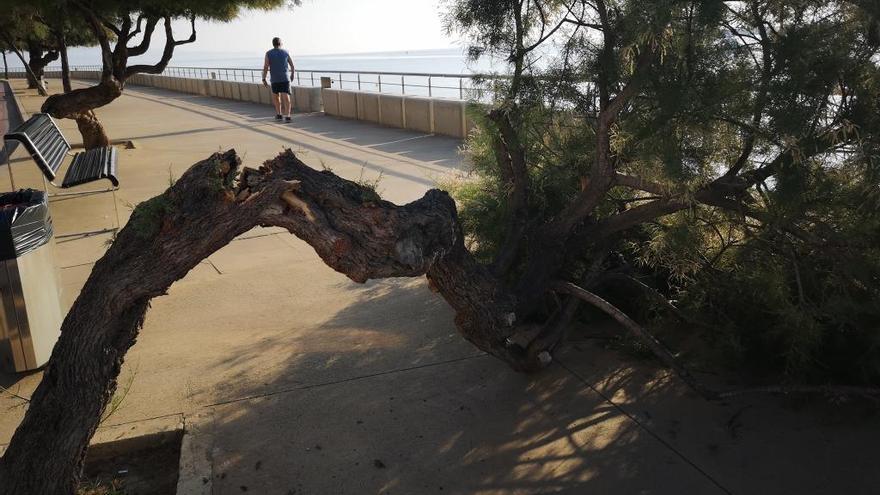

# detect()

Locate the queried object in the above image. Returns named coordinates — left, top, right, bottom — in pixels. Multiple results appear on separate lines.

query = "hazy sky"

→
left=202, top=0, right=457, bottom=55
left=44, top=0, right=461, bottom=67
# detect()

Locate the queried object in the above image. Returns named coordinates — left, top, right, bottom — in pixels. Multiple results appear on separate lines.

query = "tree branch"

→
left=126, top=16, right=159, bottom=57
left=553, top=281, right=718, bottom=399
left=614, top=172, right=668, bottom=195
left=488, top=108, right=530, bottom=275
left=124, top=15, right=196, bottom=78
left=125, top=15, right=146, bottom=42
left=74, top=3, right=113, bottom=78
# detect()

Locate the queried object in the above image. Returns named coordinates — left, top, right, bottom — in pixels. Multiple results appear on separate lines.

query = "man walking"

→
left=262, top=37, right=296, bottom=122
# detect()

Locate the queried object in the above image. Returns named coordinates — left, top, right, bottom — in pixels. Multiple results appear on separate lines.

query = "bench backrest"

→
left=3, top=113, right=70, bottom=182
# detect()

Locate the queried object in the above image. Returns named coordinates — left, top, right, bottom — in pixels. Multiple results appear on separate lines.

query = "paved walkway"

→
left=1, top=79, right=877, bottom=494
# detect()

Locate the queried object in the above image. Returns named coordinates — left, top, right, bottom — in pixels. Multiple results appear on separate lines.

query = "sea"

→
left=19, top=47, right=502, bottom=75
left=173, top=48, right=504, bottom=74
left=10, top=47, right=509, bottom=99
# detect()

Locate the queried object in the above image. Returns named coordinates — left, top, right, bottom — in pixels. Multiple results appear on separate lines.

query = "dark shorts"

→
left=270, top=81, right=290, bottom=94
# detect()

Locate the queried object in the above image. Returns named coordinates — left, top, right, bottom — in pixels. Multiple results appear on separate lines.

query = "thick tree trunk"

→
left=57, top=35, right=71, bottom=93
left=25, top=40, right=58, bottom=90
left=0, top=34, right=48, bottom=97
left=41, top=79, right=121, bottom=149
left=0, top=149, right=545, bottom=494
left=75, top=111, right=110, bottom=149
left=25, top=43, right=39, bottom=89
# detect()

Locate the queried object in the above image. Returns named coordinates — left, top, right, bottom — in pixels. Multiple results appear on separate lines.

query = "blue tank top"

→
left=266, top=48, right=290, bottom=83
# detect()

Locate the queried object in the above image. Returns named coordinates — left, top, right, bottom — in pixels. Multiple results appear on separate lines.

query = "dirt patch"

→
left=78, top=430, right=183, bottom=495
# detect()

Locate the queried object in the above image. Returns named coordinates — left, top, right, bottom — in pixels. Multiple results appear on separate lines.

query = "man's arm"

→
left=262, top=54, right=269, bottom=87
left=288, top=54, right=295, bottom=82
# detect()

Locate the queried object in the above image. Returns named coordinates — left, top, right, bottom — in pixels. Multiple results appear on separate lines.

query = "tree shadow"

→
left=198, top=278, right=729, bottom=495
left=555, top=335, right=880, bottom=495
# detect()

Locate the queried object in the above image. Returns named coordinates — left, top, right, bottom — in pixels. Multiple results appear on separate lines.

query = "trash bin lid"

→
left=0, top=189, right=53, bottom=260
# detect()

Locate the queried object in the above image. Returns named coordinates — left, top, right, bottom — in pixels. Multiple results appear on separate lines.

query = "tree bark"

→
left=57, top=34, right=71, bottom=93
left=2, top=51, right=7, bottom=80
left=41, top=80, right=121, bottom=148
left=0, top=34, right=48, bottom=97
left=74, top=111, right=110, bottom=149
left=0, top=149, right=541, bottom=494
left=25, top=39, right=58, bottom=89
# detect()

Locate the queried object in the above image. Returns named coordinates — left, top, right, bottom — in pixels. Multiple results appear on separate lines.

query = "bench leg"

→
left=48, top=187, right=117, bottom=197
left=111, top=187, right=121, bottom=238
left=48, top=178, right=122, bottom=240
left=4, top=145, right=15, bottom=190
left=55, top=227, right=118, bottom=240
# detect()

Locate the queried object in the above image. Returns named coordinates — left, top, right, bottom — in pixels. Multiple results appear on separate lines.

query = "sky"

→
left=199, top=0, right=457, bottom=56
left=43, top=0, right=462, bottom=68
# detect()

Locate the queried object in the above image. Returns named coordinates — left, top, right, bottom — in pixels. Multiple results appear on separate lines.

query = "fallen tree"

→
left=2, top=143, right=879, bottom=493
left=0, top=149, right=529, bottom=494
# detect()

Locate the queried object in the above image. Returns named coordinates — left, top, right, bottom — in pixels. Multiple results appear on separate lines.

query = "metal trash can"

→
left=0, top=189, right=63, bottom=372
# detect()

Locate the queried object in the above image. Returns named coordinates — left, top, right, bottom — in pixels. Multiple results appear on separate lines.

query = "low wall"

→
left=323, top=88, right=472, bottom=139
left=7, top=70, right=473, bottom=138
left=48, top=70, right=323, bottom=113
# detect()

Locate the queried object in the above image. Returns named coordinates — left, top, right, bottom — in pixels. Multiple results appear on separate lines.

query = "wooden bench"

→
left=3, top=113, right=121, bottom=238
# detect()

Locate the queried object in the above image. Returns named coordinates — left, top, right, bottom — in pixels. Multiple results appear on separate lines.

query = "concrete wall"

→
left=379, top=95, right=405, bottom=129
left=321, top=88, right=470, bottom=139
left=404, top=97, right=433, bottom=134
left=357, top=93, right=381, bottom=124
left=337, top=91, right=359, bottom=120
left=13, top=71, right=469, bottom=137
left=323, top=89, right=340, bottom=116
left=434, top=99, right=468, bottom=138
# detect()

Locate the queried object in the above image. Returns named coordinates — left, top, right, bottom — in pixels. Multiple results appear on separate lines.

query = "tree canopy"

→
left=445, top=0, right=880, bottom=384
left=27, top=0, right=291, bottom=147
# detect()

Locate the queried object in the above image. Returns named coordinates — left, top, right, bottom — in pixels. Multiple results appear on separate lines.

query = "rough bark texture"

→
left=0, top=149, right=538, bottom=494
left=74, top=110, right=111, bottom=149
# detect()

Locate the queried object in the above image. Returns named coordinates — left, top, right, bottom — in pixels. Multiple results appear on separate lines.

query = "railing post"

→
left=401, top=75, right=405, bottom=95
left=428, top=76, right=432, bottom=97
left=378, top=74, right=382, bottom=93
left=339, top=72, right=342, bottom=90
left=357, top=73, right=361, bottom=90
left=311, top=72, right=315, bottom=87
left=460, top=78, right=464, bottom=99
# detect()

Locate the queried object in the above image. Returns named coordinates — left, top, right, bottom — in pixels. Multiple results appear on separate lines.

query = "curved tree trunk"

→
left=41, top=79, right=122, bottom=149
left=0, top=149, right=546, bottom=494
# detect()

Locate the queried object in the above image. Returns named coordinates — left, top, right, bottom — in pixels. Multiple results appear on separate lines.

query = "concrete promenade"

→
left=0, top=79, right=878, bottom=494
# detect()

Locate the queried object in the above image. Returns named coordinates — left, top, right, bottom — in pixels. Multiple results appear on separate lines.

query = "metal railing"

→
left=40, top=65, right=505, bottom=101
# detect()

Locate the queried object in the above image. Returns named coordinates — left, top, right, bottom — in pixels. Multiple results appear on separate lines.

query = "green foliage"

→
left=447, top=0, right=880, bottom=385
left=354, top=166, right=384, bottom=202
left=77, top=0, right=291, bottom=22
left=127, top=194, right=174, bottom=239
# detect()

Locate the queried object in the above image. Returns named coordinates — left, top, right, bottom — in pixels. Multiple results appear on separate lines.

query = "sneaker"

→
left=275, top=114, right=282, bottom=120
left=285, top=116, right=292, bottom=123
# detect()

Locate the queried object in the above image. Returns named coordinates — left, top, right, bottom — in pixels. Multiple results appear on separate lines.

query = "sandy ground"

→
left=0, top=79, right=878, bottom=494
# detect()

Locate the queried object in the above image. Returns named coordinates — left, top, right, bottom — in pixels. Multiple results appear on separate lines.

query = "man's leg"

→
left=281, top=92, right=291, bottom=117
left=272, top=92, right=282, bottom=117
